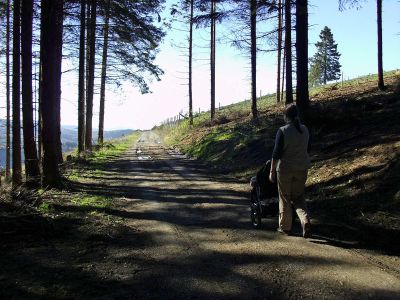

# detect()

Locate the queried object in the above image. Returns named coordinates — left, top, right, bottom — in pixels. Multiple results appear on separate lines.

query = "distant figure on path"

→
left=269, top=104, right=311, bottom=238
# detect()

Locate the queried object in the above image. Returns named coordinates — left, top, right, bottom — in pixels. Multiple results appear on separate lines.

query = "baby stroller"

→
left=249, top=160, right=279, bottom=228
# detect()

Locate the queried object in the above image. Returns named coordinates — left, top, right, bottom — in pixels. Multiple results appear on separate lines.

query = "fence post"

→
left=341, top=72, right=344, bottom=87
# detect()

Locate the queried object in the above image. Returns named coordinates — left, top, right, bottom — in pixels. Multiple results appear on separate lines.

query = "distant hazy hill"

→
left=0, top=119, right=134, bottom=167
left=61, top=126, right=134, bottom=152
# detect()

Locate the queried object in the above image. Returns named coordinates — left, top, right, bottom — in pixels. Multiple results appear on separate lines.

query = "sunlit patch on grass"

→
left=71, top=195, right=112, bottom=209
left=38, top=202, right=54, bottom=213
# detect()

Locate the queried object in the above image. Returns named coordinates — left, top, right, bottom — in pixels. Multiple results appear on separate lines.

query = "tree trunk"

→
left=5, top=0, right=11, bottom=181
left=188, top=0, right=194, bottom=126
left=284, top=0, right=293, bottom=104
left=98, top=0, right=110, bottom=145
left=250, top=0, right=258, bottom=120
left=40, top=0, right=64, bottom=187
left=210, top=0, right=216, bottom=120
left=281, top=14, right=286, bottom=103
left=377, top=0, right=384, bottom=90
left=38, top=49, right=42, bottom=165
left=78, top=0, right=86, bottom=154
left=85, top=1, right=91, bottom=147
left=295, top=0, right=309, bottom=120
left=276, top=0, right=282, bottom=104
left=12, top=0, right=22, bottom=187
left=21, top=0, right=40, bottom=186
left=323, top=45, right=327, bottom=84
left=85, top=0, right=97, bottom=151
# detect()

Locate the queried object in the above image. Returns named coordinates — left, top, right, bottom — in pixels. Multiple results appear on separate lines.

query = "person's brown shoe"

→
left=303, top=222, right=311, bottom=238
left=277, top=228, right=291, bottom=235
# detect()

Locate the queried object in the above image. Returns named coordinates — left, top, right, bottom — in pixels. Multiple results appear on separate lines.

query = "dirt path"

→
left=2, top=131, right=400, bottom=299
left=92, top=131, right=400, bottom=299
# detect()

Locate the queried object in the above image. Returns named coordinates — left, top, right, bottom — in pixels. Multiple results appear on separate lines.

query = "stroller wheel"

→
left=250, top=202, right=262, bottom=229
left=250, top=189, right=262, bottom=229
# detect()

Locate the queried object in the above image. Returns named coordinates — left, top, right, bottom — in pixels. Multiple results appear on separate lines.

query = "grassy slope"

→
left=156, top=71, right=400, bottom=253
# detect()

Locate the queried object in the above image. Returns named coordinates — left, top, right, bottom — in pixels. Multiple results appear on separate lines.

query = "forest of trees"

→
left=0, top=0, right=388, bottom=189
left=171, top=0, right=386, bottom=124
left=0, top=0, right=165, bottom=188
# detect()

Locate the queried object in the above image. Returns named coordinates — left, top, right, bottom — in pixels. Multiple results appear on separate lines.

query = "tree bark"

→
left=188, top=0, right=194, bottom=126
left=5, top=0, right=11, bottom=180
left=40, top=0, right=64, bottom=187
left=85, top=0, right=97, bottom=151
left=12, top=0, right=22, bottom=187
left=281, top=18, right=286, bottom=103
left=21, top=0, right=40, bottom=186
left=85, top=1, right=91, bottom=146
left=98, top=0, right=110, bottom=145
left=210, top=0, right=216, bottom=120
left=276, top=0, right=282, bottom=104
left=323, top=44, right=327, bottom=84
left=250, top=0, right=258, bottom=120
left=377, top=0, right=384, bottom=90
left=38, top=46, right=42, bottom=165
left=78, top=0, right=86, bottom=154
left=295, top=0, right=309, bottom=120
left=284, top=0, right=293, bottom=104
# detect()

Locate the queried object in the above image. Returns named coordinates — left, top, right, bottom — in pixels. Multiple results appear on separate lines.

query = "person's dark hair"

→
left=284, top=104, right=302, bottom=133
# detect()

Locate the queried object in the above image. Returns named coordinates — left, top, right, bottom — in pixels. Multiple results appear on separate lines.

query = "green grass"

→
left=71, top=195, right=112, bottom=209
left=63, top=132, right=140, bottom=180
left=87, top=133, right=140, bottom=164
left=38, top=202, right=54, bottom=213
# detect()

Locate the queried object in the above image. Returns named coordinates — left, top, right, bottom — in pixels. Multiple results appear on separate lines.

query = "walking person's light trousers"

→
left=277, top=169, right=310, bottom=231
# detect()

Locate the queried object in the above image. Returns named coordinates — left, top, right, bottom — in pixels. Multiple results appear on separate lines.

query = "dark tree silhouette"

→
left=339, top=0, right=384, bottom=89
left=284, top=0, right=293, bottom=104
left=5, top=0, right=11, bottom=180
left=276, top=0, right=283, bottom=104
left=78, top=0, right=86, bottom=154
left=12, top=0, right=22, bottom=187
left=189, top=0, right=194, bottom=126
left=21, top=0, right=40, bottom=186
left=250, top=0, right=258, bottom=120
left=171, top=0, right=199, bottom=125
left=85, top=0, right=97, bottom=151
left=210, top=0, right=216, bottom=120
left=295, top=0, right=309, bottom=119
left=98, top=0, right=110, bottom=145
left=40, top=0, right=64, bottom=187
left=377, top=0, right=384, bottom=90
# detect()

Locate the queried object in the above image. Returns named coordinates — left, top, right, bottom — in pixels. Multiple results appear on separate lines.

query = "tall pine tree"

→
left=309, top=26, right=341, bottom=86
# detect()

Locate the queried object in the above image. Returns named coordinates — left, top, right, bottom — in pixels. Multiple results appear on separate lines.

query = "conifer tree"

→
left=296, top=0, right=309, bottom=119
left=12, top=0, right=22, bottom=187
left=40, top=0, right=64, bottom=187
left=309, top=26, right=341, bottom=86
left=22, top=0, right=40, bottom=186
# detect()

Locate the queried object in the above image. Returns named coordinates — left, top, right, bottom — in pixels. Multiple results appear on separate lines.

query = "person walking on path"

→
left=269, top=104, right=312, bottom=238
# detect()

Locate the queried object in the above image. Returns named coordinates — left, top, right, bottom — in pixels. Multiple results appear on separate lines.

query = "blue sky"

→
left=309, top=0, right=399, bottom=78
left=54, top=0, right=400, bottom=129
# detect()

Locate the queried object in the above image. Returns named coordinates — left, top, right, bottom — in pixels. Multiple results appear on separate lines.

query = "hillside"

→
left=0, top=124, right=134, bottom=167
left=156, top=72, right=400, bottom=253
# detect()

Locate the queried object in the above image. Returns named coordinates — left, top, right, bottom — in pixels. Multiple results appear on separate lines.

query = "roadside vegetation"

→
left=0, top=131, right=142, bottom=298
left=0, top=132, right=139, bottom=246
left=155, top=71, right=400, bottom=253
